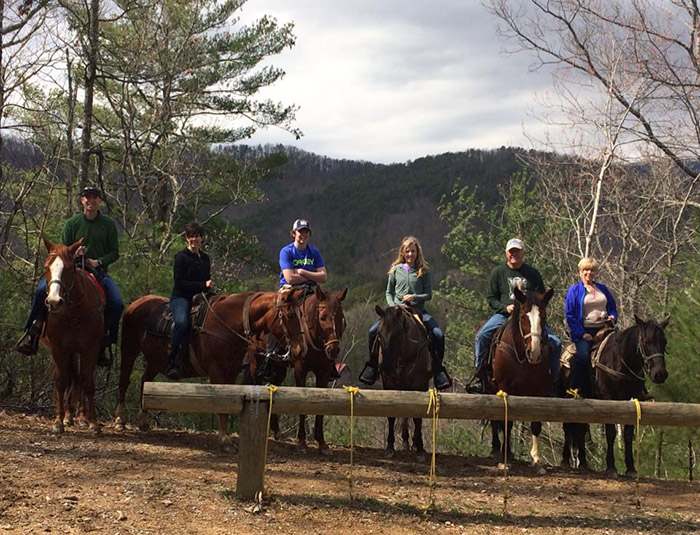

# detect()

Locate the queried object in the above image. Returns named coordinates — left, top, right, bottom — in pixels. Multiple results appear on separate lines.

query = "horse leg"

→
left=401, top=418, right=410, bottom=451
left=561, top=423, right=572, bottom=467
left=385, top=417, right=396, bottom=458
left=530, top=421, right=546, bottom=474
left=313, top=371, right=331, bottom=456
left=497, top=421, right=514, bottom=470
left=605, top=423, right=618, bottom=475
left=53, top=362, right=70, bottom=434
left=295, top=365, right=309, bottom=453
left=413, top=418, right=426, bottom=463
left=80, top=356, right=100, bottom=436
left=623, top=424, right=637, bottom=477
left=115, top=331, right=142, bottom=432
left=490, top=420, right=502, bottom=459
left=136, top=363, right=159, bottom=432
left=576, top=424, right=589, bottom=470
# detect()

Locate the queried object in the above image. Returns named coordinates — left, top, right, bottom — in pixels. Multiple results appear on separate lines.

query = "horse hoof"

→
left=90, top=425, right=101, bottom=437
left=625, top=470, right=637, bottom=478
left=319, top=447, right=332, bottom=457
left=384, top=449, right=395, bottom=459
left=489, top=450, right=501, bottom=460
left=497, top=462, right=510, bottom=471
left=138, top=422, right=150, bottom=432
left=53, top=422, right=64, bottom=434
left=535, top=465, right=547, bottom=476
left=415, top=452, right=427, bottom=463
left=63, top=416, right=74, bottom=427
left=220, top=442, right=237, bottom=454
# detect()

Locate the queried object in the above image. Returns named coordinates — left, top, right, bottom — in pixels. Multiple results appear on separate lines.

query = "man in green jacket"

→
left=16, top=186, right=124, bottom=366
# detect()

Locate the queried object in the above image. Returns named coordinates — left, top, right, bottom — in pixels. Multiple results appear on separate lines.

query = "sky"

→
left=236, top=0, right=556, bottom=164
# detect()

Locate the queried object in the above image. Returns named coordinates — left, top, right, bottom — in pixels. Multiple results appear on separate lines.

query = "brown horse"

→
left=488, top=287, right=554, bottom=472
left=41, top=237, right=105, bottom=435
left=595, top=315, right=669, bottom=476
left=249, top=285, right=347, bottom=454
left=114, top=289, right=307, bottom=450
left=375, top=305, right=432, bottom=461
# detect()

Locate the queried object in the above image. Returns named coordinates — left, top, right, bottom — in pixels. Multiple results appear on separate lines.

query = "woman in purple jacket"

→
left=564, top=257, right=618, bottom=397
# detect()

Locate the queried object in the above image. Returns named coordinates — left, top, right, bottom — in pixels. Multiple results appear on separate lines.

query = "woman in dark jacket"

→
left=166, top=221, right=214, bottom=380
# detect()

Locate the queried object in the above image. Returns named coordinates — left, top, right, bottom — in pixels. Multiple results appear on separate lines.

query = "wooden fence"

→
left=142, top=382, right=700, bottom=499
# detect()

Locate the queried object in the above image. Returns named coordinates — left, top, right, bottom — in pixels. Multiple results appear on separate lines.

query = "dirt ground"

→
left=0, top=410, right=697, bottom=535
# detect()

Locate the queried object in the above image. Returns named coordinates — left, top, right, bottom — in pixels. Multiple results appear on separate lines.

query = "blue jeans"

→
left=475, top=313, right=561, bottom=381
left=24, top=278, right=48, bottom=330
left=570, top=327, right=598, bottom=391
left=98, top=272, right=124, bottom=345
left=169, top=296, right=192, bottom=361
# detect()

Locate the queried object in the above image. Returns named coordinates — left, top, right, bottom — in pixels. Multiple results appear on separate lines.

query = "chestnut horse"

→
left=488, top=287, right=554, bottom=472
left=249, top=285, right=347, bottom=454
left=114, top=289, right=306, bottom=450
left=595, top=315, right=669, bottom=476
left=375, top=305, right=432, bottom=461
left=41, top=237, right=105, bottom=435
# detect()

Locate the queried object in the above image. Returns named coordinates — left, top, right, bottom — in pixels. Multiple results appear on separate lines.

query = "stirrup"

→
left=16, top=331, right=39, bottom=356
left=434, top=370, right=452, bottom=391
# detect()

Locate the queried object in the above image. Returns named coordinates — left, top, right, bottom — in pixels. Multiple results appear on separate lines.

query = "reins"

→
left=596, top=330, right=664, bottom=383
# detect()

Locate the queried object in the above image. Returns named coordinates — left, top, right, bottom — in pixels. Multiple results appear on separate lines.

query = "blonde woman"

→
left=359, top=236, right=451, bottom=390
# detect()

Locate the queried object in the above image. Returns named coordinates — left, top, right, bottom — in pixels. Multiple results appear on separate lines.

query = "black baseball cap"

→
left=80, top=186, right=103, bottom=198
left=292, top=219, right=311, bottom=231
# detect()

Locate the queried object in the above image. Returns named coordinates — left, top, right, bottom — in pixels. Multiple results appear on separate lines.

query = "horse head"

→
left=43, top=237, right=84, bottom=312
left=634, top=314, right=669, bottom=384
left=374, top=305, right=407, bottom=359
left=272, top=288, right=308, bottom=359
left=308, top=286, right=347, bottom=360
left=512, top=287, right=553, bottom=364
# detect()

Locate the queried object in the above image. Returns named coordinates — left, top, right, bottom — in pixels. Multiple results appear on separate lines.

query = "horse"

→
left=374, top=305, right=432, bottom=461
left=594, top=315, right=669, bottom=476
left=114, top=289, right=307, bottom=450
left=41, top=237, right=106, bottom=435
left=487, top=287, right=554, bottom=473
left=248, top=285, right=347, bottom=454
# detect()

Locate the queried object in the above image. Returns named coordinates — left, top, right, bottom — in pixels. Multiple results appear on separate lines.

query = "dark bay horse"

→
left=41, top=237, right=105, bottom=435
left=249, top=285, right=347, bottom=454
left=489, top=287, right=554, bottom=472
left=375, top=305, right=432, bottom=461
left=114, top=289, right=306, bottom=450
left=595, top=315, right=669, bottom=476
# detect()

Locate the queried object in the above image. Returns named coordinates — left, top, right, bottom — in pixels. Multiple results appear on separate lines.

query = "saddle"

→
left=145, top=292, right=213, bottom=338
left=560, top=326, right=616, bottom=369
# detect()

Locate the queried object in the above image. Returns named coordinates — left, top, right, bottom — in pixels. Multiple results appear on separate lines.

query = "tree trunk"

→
left=66, top=50, right=77, bottom=216
left=79, top=0, right=99, bottom=189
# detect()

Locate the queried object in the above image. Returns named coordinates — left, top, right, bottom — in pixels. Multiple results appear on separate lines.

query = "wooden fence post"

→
left=236, top=398, right=269, bottom=500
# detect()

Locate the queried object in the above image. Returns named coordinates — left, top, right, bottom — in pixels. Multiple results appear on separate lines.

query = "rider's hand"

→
left=402, top=294, right=413, bottom=303
left=205, top=280, right=214, bottom=289
left=582, top=333, right=593, bottom=341
left=75, top=245, right=87, bottom=257
left=505, top=304, right=515, bottom=314
left=86, top=258, right=100, bottom=268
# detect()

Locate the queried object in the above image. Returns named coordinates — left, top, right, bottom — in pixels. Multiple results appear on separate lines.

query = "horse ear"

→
left=634, top=314, right=645, bottom=327
left=543, top=288, right=554, bottom=306
left=43, top=236, right=53, bottom=252
left=315, top=285, right=326, bottom=301
left=375, top=305, right=385, bottom=317
left=514, top=287, right=526, bottom=303
left=67, top=237, right=84, bottom=256
left=659, top=315, right=670, bottom=329
left=337, top=287, right=348, bottom=302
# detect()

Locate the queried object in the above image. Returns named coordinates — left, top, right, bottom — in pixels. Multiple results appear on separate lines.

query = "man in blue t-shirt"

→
left=278, top=218, right=327, bottom=287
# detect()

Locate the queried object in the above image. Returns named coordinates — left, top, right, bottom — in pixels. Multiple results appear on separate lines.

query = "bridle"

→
left=272, top=291, right=307, bottom=358
left=45, top=253, right=77, bottom=307
left=301, top=300, right=341, bottom=359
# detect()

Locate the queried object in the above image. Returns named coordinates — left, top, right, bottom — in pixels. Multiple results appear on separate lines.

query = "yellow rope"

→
left=344, top=385, right=360, bottom=503
left=633, top=398, right=642, bottom=509
left=261, top=384, right=278, bottom=498
left=565, top=387, right=581, bottom=399
left=423, top=388, right=440, bottom=516
left=496, top=389, right=510, bottom=516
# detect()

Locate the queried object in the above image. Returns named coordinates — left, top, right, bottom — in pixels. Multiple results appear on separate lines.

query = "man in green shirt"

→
left=16, top=186, right=123, bottom=366
left=469, top=238, right=561, bottom=392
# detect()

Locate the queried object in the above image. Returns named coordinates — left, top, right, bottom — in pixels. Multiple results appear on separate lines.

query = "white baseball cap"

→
left=505, top=238, right=524, bottom=251
left=292, top=218, right=311, bottom=231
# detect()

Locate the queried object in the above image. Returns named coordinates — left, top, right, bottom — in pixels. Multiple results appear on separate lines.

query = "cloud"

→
left=236, top=0, right=554, bottom=163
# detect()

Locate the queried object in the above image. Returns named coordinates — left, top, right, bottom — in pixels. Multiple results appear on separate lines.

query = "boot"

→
left=358, top=350, right=379, bottom=385
left=330, top=362, right=341, bottom=380
left=165, top=357, right=181, bottom=381
left=466, top=362, right=489, bottom=394
left=431, top=352, right=451, bottom=390
left=16, top=319, right=43, bottom=356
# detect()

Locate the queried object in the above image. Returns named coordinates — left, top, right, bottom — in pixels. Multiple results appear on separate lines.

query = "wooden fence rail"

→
left=141, top=382, right=700, bottom=499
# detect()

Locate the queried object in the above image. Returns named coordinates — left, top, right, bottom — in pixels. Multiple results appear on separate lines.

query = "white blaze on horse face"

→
left=46, top=256, right=65, bottom=307
left=526, top=306, right=542, bottom=360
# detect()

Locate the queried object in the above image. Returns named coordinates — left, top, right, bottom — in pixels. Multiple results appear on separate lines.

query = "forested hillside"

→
left=220, top=144, right=531, bottom=284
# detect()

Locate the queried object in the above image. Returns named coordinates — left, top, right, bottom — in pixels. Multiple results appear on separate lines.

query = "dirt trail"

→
left=0, top=411, right=697, bottom=535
